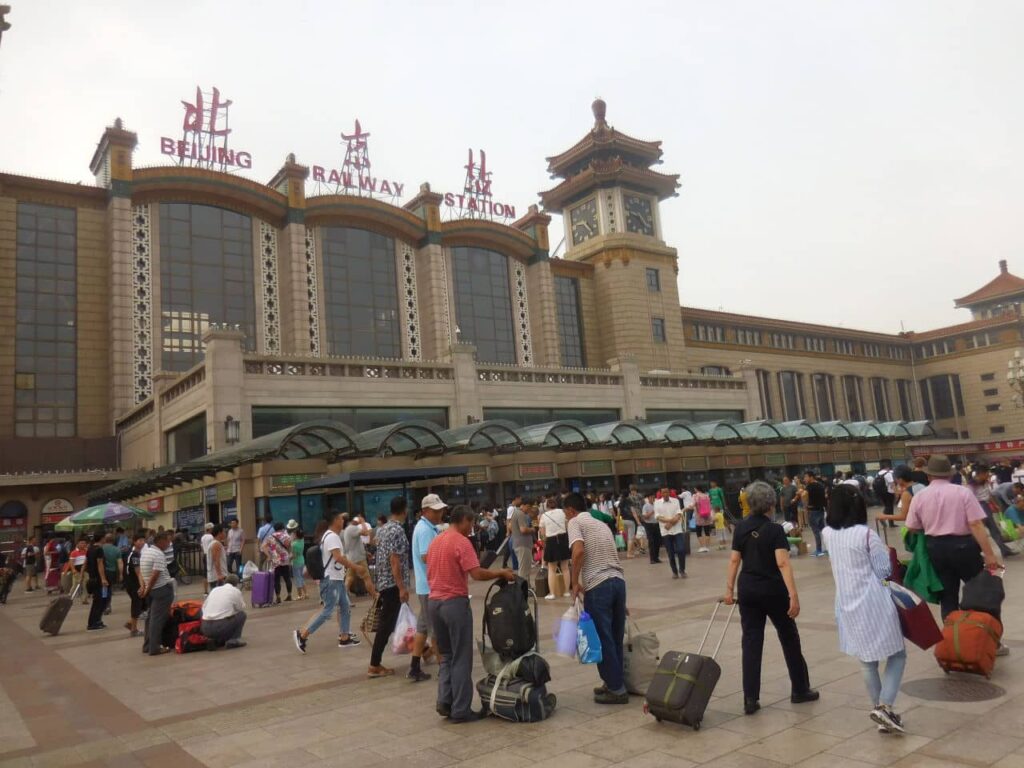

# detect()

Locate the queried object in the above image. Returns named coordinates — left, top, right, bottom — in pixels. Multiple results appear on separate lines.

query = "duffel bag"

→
left=175, top=620, right=211, bottom=654
left=476, top=673, right=556, bottom=722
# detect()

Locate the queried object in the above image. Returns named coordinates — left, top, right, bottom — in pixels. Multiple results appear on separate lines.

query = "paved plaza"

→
left=1, top=515, right=1022, bottom=768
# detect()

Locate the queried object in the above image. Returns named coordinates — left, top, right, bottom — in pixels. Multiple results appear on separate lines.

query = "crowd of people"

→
left=1, top=452, right=1013, bottom=732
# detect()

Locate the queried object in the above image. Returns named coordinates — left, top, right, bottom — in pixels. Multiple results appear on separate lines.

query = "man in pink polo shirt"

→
left=426, top=505, right=513, bottom=723
left=906, top=454, right=999, bottom=619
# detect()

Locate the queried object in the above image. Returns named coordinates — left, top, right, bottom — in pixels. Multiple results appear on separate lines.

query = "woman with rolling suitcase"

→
left=723, top=481, right=818, bottom=716
left=823, top=484, right=906, bottom=734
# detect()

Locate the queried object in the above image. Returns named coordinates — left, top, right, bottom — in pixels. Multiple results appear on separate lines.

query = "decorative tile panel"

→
left=512, top=260, right=534, bottom=366
left=304, top=227, right=321, bottom=356
left=441, top=250, right=453, bottom=350
left=259, top=221, right=281, bottom=354
left=131, top=204, right=153, bottom=404
left=400, top=242, right=422, bottom=360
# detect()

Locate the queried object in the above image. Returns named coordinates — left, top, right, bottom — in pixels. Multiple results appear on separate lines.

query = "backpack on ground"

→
left=482, top=577, right=537, bottom=661
left=175, top=620, right=211, bottom=653
left=170, top=599, right=203, bottom=624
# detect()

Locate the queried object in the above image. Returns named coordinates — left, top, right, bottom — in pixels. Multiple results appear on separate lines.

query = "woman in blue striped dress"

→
left=822, top=485, right=906, bottom=734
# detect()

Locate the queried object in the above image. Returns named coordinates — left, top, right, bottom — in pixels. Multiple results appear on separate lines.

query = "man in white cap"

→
left=409, top=494, right=445, bottom=682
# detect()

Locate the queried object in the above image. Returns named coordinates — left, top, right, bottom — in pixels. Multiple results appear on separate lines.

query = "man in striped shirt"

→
left=566, top=492, right=628, bottom=705
left=139, top=531, right=175, bottom=655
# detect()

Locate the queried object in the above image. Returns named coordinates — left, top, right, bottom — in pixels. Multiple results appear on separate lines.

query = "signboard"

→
left=796, top=451, right=819, bottom=463
left=1, top=517, right=26, bottom=528
left=466, top=468, right=489, bottom=485
left=634, top=458, right=662, bottom=473
left=833, top=452, right=851, bottom=462
left=216, top=482, right=236, bottom=502
left=682, top=457, right=708, bottom=471
left=177, top=489, right=202, bottom=508
left=517, top=462, right=554, bottom=479
left=40, top=498, right=74, bottom=525
left=580, top=459, right=613, bottom=476
left=160, top=86, right=252, bottom=170
left=983, top=439, right=1024, bottom=453
left=910, top=443, right=980, bottom=457
left=175, top=507, right=206, bottom=532
left=725, top=455, right=746, bottom=467
left=764, top=453, right=786, bottom=466
left=204, top=486, right=218, bottom=504
left=146, top=498, right=163, bottom=513
left=269, top=474, right=322, bottom=494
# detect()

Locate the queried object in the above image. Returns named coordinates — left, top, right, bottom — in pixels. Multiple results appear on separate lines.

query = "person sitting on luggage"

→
left=201, top=574, right=247, bottom=649
left=565, top=492, right=629, bottom=705
left=425, top=505, right=514, bottom=723
left=723, top=480, right=819, bottom=716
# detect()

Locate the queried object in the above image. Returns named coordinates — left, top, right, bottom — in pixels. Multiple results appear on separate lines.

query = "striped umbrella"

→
left=54, top=502, right=153, bottom=531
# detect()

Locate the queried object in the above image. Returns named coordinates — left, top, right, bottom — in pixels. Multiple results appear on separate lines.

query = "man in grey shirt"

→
left=510, top=503, right=536, bottom=580
left=779, top=476, right=798, bottom=523
left=343, top=516, right=370, bottom=596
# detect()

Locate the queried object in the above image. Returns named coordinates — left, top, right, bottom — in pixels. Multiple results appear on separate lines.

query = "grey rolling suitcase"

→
left=644, top=600, right=735, bottom=729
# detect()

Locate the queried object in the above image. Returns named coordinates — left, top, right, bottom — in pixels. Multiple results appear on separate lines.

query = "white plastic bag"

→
left=553, top=601, right=579, bottom=657
left=242, top=561, right=257, bottom=580
left=391, top=603, right=417, bottom=655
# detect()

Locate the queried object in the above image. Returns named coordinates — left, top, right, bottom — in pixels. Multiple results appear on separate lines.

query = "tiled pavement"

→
left=2, top=514, right=1023, bottom=768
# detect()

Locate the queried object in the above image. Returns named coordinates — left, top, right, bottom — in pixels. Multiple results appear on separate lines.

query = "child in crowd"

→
left=714, top=510, right=728, bottom=550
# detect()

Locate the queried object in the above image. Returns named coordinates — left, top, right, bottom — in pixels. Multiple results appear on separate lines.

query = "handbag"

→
left=886, top=580, right=943, bottom=650
left=360, top=593, right=383, bottom=642
left=622, top=619, right=660, bottom=695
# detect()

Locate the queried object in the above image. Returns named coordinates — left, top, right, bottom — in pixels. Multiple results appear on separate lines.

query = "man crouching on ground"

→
left=201, top=573, right=247, bottom=649
left=565, top=491, right=629, bottom=704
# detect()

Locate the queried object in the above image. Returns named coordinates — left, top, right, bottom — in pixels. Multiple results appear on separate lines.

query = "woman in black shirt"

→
left=724, top=481, right=818, bottom=715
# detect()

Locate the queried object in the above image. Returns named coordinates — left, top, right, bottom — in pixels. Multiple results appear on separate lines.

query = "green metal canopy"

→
left=645, top=421, right=701, bottom=445
left=517, top=420, right=597, bottom=450
left=354, top=419, right=452, bottom=457
left=441, top=420, right=524, bottom=452
left=588, top=420, right=658, bottom=447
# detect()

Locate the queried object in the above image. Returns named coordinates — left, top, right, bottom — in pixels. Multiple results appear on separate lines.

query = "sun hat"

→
left=421, top=493, right=448, bottom=510
left=285, top=519, right=299, bottom=531
left=924, top=454, right=953, bottom=477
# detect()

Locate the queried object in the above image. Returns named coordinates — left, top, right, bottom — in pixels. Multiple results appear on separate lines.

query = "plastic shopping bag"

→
left=242, top=561, right=257, bottom=580
left=553, top=602, right=579, bottom=657
left=577, top=609, right=603, bottom=664
left=391, top=603, right=418, bottom=655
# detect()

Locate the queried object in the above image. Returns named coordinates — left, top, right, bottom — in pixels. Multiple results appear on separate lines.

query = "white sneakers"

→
left=698, top=547, right=709, bottom=553
left=544, top=593, right=557, bottom=600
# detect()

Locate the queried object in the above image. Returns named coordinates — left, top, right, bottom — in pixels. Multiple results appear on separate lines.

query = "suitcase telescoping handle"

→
left=696, top=599, right=736, bottom=661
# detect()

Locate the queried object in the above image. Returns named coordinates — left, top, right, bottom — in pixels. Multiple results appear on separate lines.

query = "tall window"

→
left=777, top=371, right=805, bottom=420
left=811, top=373, right=835, bottom=421
left=736, top=328, right=761, bottom=345
left=159, top=203, right=255, bottom=371
left=166, top=412, right=207, bottom=463
left=651, top=317, right=667, bottom=343
left=321, top=227, right=400, bottom=358
left=450, top=247, right=515, bottom=364
left=896, top=379, right=915, bottom=420
left=842, top=375, right=864, bottom=420
left=870, top=377, right=890, bottom=420
left=645, top=268, right=661, bottom=292
left=835, top=339, right=855, bottom=355
left=919, top=374, right=965, bottom=420
left=694, top=323, right=724, bottom=342
left=554, top=275, right=586, bottom=367
left=15, top=203, right=77, bottom=437
left=804, top=337, right=826, bottom=353
left=768, top=333, right=795, bottom=349
left=756, top=369, right=774, bottom=419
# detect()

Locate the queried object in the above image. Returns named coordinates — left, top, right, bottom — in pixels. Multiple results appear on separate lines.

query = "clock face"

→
left=569, top=198, right=599, bottom=245
left=624, top=194, right=655, bottom=236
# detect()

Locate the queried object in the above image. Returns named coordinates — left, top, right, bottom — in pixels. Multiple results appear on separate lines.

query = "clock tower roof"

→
left=540, top=100, right=680, bottom=212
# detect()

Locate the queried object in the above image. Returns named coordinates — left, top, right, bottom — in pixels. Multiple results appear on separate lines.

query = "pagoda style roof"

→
left=955, top=260, right=1024, bottom=307
left=540, top=160, right=680, bottom=210
left=546, top=100, right=664, bottom=177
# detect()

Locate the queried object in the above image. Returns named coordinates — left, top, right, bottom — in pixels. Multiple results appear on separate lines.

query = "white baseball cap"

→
left=421, top=493, right=448, bottom=510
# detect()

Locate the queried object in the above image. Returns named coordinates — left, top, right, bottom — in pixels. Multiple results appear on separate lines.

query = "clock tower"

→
left=540, top=99, right=685, bottom=373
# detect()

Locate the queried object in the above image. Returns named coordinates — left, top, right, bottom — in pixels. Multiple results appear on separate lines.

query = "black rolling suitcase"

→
left=479, top=536, right=508, bottom=569
left=644, top=600, right=735, bottom=729
left=39, top=595, right=73, bottom=636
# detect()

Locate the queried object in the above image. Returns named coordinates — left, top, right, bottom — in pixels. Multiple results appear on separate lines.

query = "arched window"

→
left=450, top=247, right=515, bottom=364
left=159, top=203, right=255, bottom=371
left=321, top=227, right=400, bottom=358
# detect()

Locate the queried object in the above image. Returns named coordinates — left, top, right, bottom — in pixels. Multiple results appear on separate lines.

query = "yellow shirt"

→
left=714, top=512, right=726, bottom=530
left=739, top=490, right=751, bottom=518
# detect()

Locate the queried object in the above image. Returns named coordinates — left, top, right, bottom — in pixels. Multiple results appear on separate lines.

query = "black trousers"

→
left=370, top=585, right=402, bottom=667
left=739, top=591, right=810, bottom=702
left=87, top=583, right=105, bottom=628
left=273, top=564, right=292, bottom=598
left=642, top=523, right=662, bottom=563
left=925, top=534, right=983, bottom=620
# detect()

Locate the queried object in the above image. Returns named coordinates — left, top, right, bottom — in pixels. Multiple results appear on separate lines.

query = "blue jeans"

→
left=860, top=650, right=906, bottom=707
left=306, top=579, right=351, bottom=636
left=663, top=533, right=686, bottom=575
left=293, top=564, right=305, bottom=590
left=809, top=509, right=825, bottom=554
left=583, top=577, right=627, bottom=694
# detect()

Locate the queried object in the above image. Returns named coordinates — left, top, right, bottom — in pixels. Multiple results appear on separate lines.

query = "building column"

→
left=0, top=196, right=15, bottom=437
left=404, top=185, right=451, bottom=361
left=515, top=205, right=559, bottom=367
left=609, top=355, right=644, bottom=421
left=89, top=119, right=139, bottom=420
left=450, top=342, right=482, bottom=426
left=201, top=327, right=247, bottom=451
left=740, top=367, right=761, bottom=421
left=269, top=155, right=312, bottom=356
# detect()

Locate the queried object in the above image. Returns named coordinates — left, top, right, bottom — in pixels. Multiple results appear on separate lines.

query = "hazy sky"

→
left=2, top=0, right=1022, bottom=334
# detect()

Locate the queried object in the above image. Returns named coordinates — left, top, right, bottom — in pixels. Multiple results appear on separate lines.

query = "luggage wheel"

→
left=693, top=721, right=701, bottom=731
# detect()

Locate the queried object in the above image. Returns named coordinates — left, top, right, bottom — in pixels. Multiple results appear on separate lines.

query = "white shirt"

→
left=842, top=478, right=860, bottom=487
left=322, top=530, right=346, bottom=581
left=506, top=504, right=518, bottom=520
left=539, top=508, right=567, bottom=537
left=200, top=533, right=214, bottom=555
left=202, top=583, right=246, bottom=621
left=679, top=490, right=694, bottom=512
left=654, top=497, right=683, bottom=536
left=882, top=469, right=895, bottom=494
left=227, top=527, right=244, bottom=553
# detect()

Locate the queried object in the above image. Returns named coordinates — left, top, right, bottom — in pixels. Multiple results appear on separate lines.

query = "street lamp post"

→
left=1007, top=350, right=1024, bottom=407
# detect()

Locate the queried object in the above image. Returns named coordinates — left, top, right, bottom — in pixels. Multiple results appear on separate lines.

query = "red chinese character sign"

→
left=160, top=86, right=252, bottom=171
left=310, top=119, right=403, bottom=202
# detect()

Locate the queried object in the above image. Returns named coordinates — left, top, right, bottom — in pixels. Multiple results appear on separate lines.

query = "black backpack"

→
left=304, top=533, right=331, bottom=581
left=483, top=577, right=537, bottom=660
left=872, top=472, right=889, bottom=500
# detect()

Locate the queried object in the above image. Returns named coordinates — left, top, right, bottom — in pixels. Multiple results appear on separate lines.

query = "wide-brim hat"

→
left=924, top=454, right=954, bottom=477
left=286, top=519, right=299, bottom=531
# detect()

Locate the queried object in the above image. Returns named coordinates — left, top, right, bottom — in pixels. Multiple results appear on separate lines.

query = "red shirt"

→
left=426, top=530, right=480, bottom=600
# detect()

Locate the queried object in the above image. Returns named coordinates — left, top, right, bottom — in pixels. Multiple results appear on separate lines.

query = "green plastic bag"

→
left=614, top=534, right=625, bottom=550
left=995, top=513, right=1019, bottom=542
left=901, top=529, right=944, bottom=605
